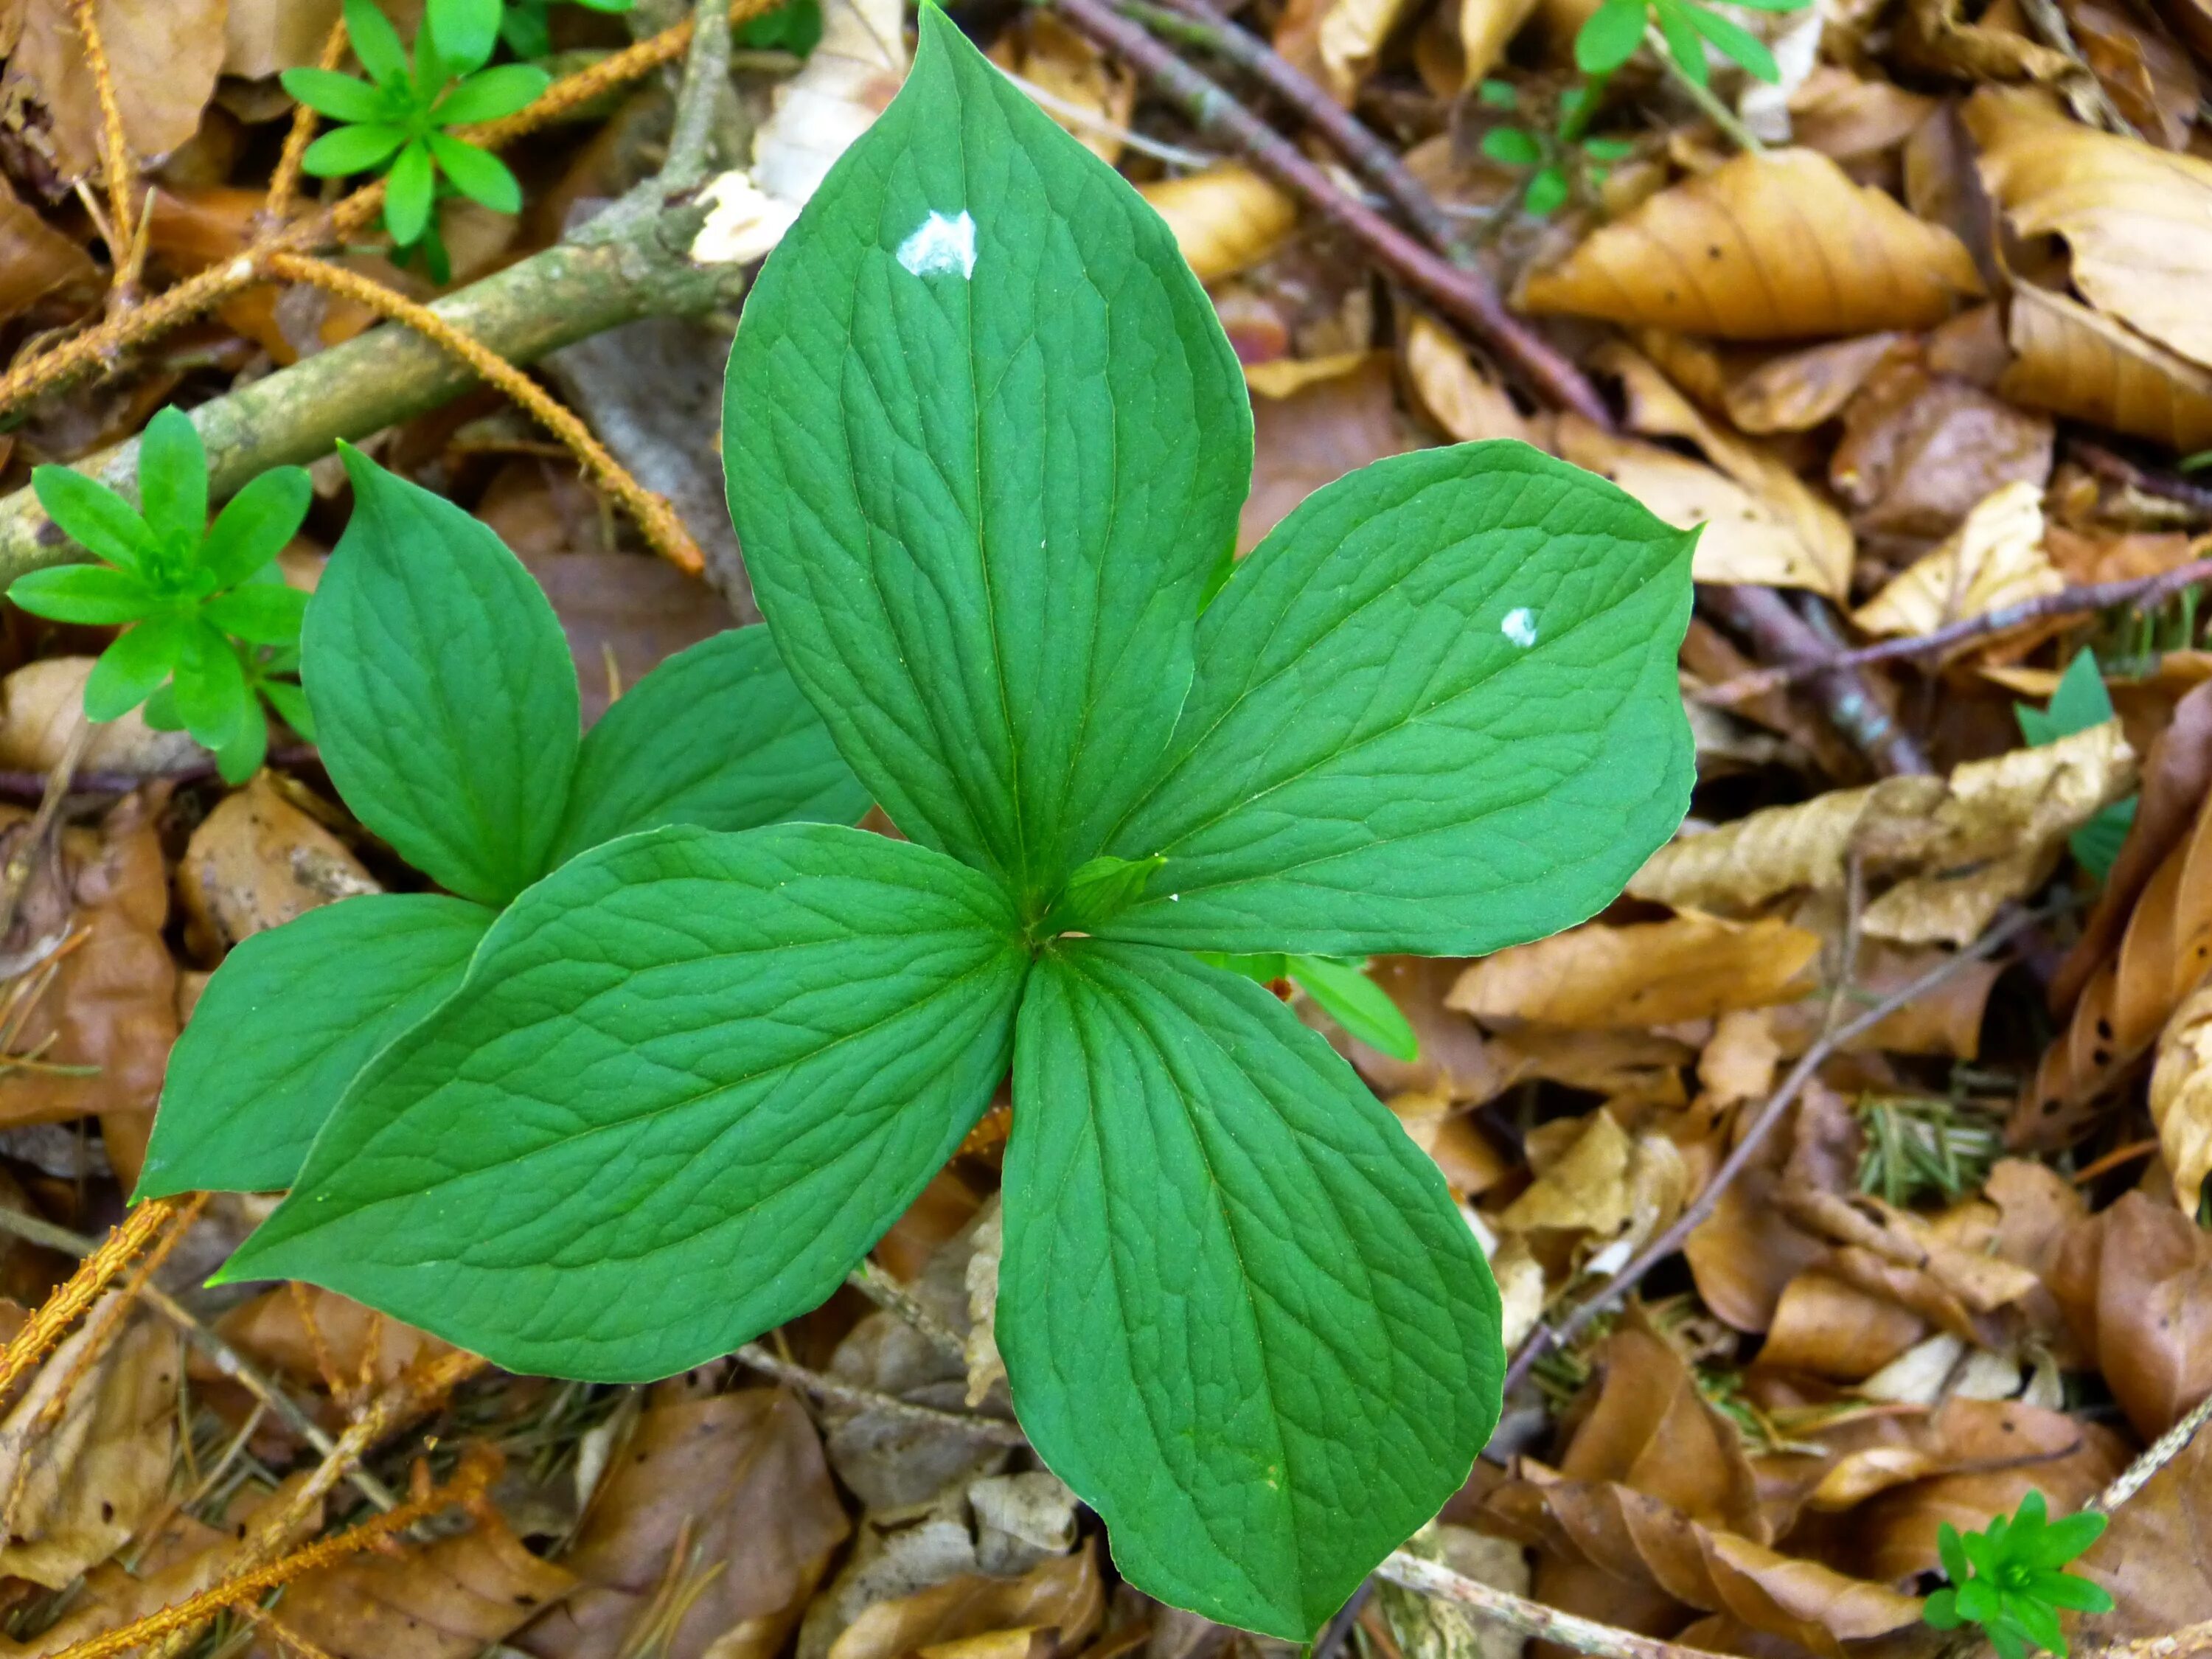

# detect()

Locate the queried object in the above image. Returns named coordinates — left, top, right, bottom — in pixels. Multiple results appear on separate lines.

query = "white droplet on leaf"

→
left=897, top=210, right=978, bottom=279
left=1500, top=606, right=1539, bottom=647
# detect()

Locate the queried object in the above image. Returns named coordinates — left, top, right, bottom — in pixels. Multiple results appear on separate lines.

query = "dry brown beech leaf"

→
left=987, top=15, right=1133, bottom=165
left=2000, top=280, right=2212, bottom=453
left=519, top=1390, right=849, bottom=1659
left=1520, top=148, right=1983, bottom=340
left=1240, top=352, right=1412, bottom=551
left=1851, top=479, right=2061, bottom=639
left=2148, top=984, right=2212, bottom=1214
left=1841, top=1427, right=2124, bottom=1582
left=0, top=658, right=206, bottom=777
left=1, top=0, right=227, bottom=178
left=1402, top=314, right=1540, bottom=447
left=1139, top=164, right=1300, bottom=285
left=1317, top=0, right=1417, bottom=97
left=1786, top=69, right=1939, bottom=167
left=751, top=0, right=907, bottom=210
left=176, top=773, right=378, bottom=954
left=1722, top=332, right=1906, bottom=434
left=1894, top=0, right=2076, bottom=86
left=1491, top=1108, right=1688, bottom=1258
left=827, top=1544, right=1103, bottom=1659
left=1449, top=913, right=1822, bottom=1028
left=1630, top=721, right=2137, bottom=945
left=2048, top=1189, right=2212, bottom=1441
left=1760, top=1268, right=1932, bottom=1379
left=0, top=176, right=94, bottom=327
left=2074, top=1391, right=2212, bottom=1640
left=209, top=1284, right=453, bottom=1399
left=1459, top=0, right=1543, bottom=82
left=1829, top=358, right=2055, bottom=540
left=1965, top=88, right=2212, bottom=372
left=254, top=1502, right=577, bottom=1659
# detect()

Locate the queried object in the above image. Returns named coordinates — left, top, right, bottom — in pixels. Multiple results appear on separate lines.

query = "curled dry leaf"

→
left=1459, top=0, right=1543, bottom=83
left=0, top=1312, right=179, bottom=1589
left=1630, top=721, right=2137, bottom=945
left=1965, top=88, right=2212, bottom=373
left=0, top=0, right=227, bottom=178
left=1318, top=0, right=1418, bottom=99
left=1840, top=1425, right=2125, bottom=1582
left=1520, top=149, right=1983, bottom=341
left=1449, top=914, right=1821, bottom=1029
left=1492, top=1108, right=1688, bottom=1261
left=1850, top=479, right=2061, bottom=639
left=820, top=1543, right=1103, bottom=1659
left=1760, top=1269, right=1931, bottom=1378
left=518, top=1391, right=850, bottom=1659
left=1402, top=314, right=1539, bottom=448
left=2000, top=280, right=2212, bottom=453
left=751, top=0, right=910, bottom=210
left=251, top=1502, right=577, bottom=1659
left=2048, top=1189, right=2212, bottom=1440
left=2148, top=984, right=2212, bottom=1214
left=0, top=658, right=206, bottom=776
left=176, top=773, right=378, bottom=955
left=1139, top=165, right=1301, bottom=286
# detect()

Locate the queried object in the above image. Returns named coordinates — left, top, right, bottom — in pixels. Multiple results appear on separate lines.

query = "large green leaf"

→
left=549, top=627, right=870, bottom=866
left=723, top=8, right=1249, bottom=916
left=305, top=448, right=578, bottom=905
left=1101, top=442, right=1697, bottom=955
left=218, top=823, right=1029, bottom=1380
left=136, top=895, right=493, bottom=1200
left=1001, top=941, right=1501, bottom=1638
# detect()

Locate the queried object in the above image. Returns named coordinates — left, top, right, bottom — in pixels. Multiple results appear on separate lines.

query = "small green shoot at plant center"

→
left=8, top=407, right=313, bottom=783
left=284, top=0, right=550, bottom=268
left=1923, top=1491, right=2113, bottom=1658
left=172, top=11, right=1701, bottom=1639
left=1476, top=78, right=1634, bottom=218
left=1575, top=0, right=1809, bottom=86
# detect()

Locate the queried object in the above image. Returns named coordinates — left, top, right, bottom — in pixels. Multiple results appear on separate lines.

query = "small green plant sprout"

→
left=2014, top=649, right=2136, bottom=880
left=200, top=13, right=1697, bottom=1637
left=1923, top=1491, right=2114, bottom=1658
left=7, top=408, right=313, bottom=785
left=1476, top=78, right=1635, bottom=218
left=1200, top=950, right=1419, bottom=1060
left=282, top=0, right=550, bottom=259
left=1575, top=0, right=1809, bottom=86
left=137, top=445, right=866, bottom=1203
left=500, top=0, right=634, bottom=59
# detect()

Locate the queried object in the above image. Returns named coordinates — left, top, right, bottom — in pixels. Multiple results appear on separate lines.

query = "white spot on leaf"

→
left=1500, top=606, right=1539, bottom=647
left=897, top=210, right=978, bottom=279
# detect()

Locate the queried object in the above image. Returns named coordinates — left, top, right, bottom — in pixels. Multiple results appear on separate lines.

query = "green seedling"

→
left=2015, top=649, right=2135, bottom=880
left=8, top=408, right=313, bottom=783
left=500, top=0, right=634, bottom=58
left=1576, top=0, right=1809, bottom=86
left=1477, top=78, right=1635, bottom=217
left=139, top=446, right=867, bottom=1202
left=283, top=0, right=549, bottom=260
left=180, top=13, right=1697, bottom=1638
left=1924, top=1491, right=2114, bottom=1658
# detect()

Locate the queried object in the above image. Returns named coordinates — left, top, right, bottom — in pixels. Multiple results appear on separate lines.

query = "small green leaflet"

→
left=2015, top=650, right=2135, bottom=880
left=1199, top=951, right=1418, bottom=1061
left=138, top=896, right=493, bottom=1199
left=1003, top=942, right=1498, bottom=1636
left=305, top=447, right=580, bottom=906
left=219, top=824, right=1031, bottom=1381
left=723, top=7, right=1250, bottom=918
left=1102, top=442, right=1697, bottom=956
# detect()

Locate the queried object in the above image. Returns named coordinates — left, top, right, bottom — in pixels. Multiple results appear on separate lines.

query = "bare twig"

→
left=1044, top=0, right=1615, bottom=429
left=663, top=0, right=739, bottom=194
left=1704, top=585, right=1933, bottom=776
left=2090, top=1387, right=2212, bottom=1515
left=1377, top=1554, right=1732, bottom=1659
left=2070, top=439, right=2212, bottom=518
left=265, top=16, right=352, bottom=227
left=1502, top=901, right=2060, bottom=1394
left=32, top=1192, right=207, bottom=1437
left=0, top=1197, right=174, bottom=1399
left=266, top=253, right=704, bottom=574
left=67, top=0, right=143, bottom=308
left=735, top=1342, right=1027, bottom=1444
left=1113, top=0, right=1467, bottom=258
left=0, top=1203, right=401, bottom=1512
left=847, top=1260, right=968, bottom=1362
left=1703, top=559, right=2212, bottom=704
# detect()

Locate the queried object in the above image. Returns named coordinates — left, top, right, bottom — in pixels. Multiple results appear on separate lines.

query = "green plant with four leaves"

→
left=161, top=13, right=1698, bottom=1638
left=7, top=408, right=313, bottom=784
left=1476, top=77, right=1635, bottom=218
left=1923, top=1491, right=2114, bottom=1658
left=284, top=0, right=549, bottom=262
left=1576, top=0, right=1807, bottom=86
left=139, top=445, right=867, bottom=1202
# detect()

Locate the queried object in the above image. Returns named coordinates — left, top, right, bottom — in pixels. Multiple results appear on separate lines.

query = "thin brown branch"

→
left=734, top=1342, right=1027, bottom=1444
left=1112, top=0, right=1467, bottom=259
left=848, top=1260, right=968, bottom=1362
left=2069, top=439, right=2212, bottom=518
left=1701, top=560, right=2212, bottom=705
left=266, top=253, right=704, bottom=574
left=2090, top=1387, right=2212, bottom=1516
left=67, top=0, right=142, bottom=307
left=1704, top=585, right=1933, bottom=776
left=1045, top=0, right=1615, bottom=429
left=32, top=1192, right=206, bottom=1437
left=1379, top=1554, right=1733, bottom=1659
left=1502, top=901, right=2060, bottom=1394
